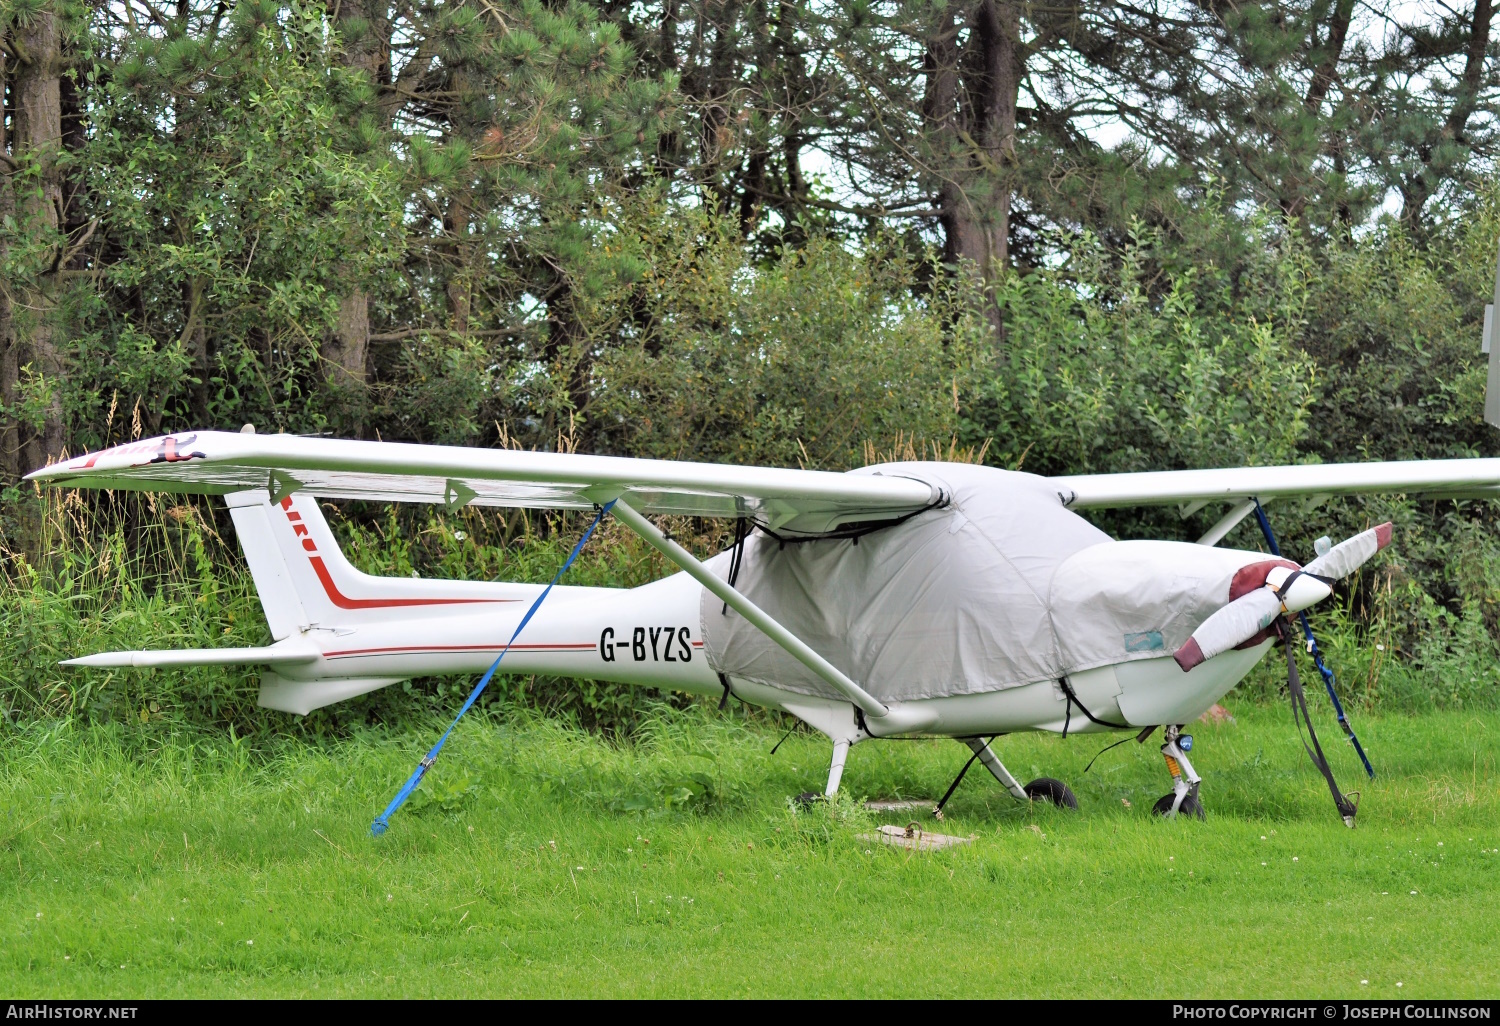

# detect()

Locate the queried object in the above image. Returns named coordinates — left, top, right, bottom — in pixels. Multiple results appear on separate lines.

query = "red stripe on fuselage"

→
left=306, top=556, right=519, bottom=609
left=325, top=640, right=705, bottom=658
left=324, top=643, right=597, bottom=658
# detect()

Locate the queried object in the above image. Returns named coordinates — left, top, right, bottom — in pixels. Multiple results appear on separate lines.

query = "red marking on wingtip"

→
left=1374, top=522, right=1393, bottom=550
left=1174, top=637, right=1204, bottom=672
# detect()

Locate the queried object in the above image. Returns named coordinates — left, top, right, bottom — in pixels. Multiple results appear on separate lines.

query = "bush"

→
left=0, top=489, right=739, bottom=736
left=9, top=196, right=1500, bottom=734
left=578, top=203, right=974, bottom=469
left=957, top=203, right=1500, bottom=710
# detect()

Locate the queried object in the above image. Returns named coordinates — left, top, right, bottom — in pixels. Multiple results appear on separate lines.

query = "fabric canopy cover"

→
left=699, top=462, right=1279, bottom=702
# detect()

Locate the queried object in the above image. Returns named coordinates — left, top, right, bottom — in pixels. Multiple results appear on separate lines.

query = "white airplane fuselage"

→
left=264, top=565, right=1269, bottom=739
left=74, top=486, right=1275, bottom=748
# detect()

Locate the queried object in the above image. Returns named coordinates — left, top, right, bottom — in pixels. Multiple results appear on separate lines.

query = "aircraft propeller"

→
left=1173, top=522, right=1392, bottom=672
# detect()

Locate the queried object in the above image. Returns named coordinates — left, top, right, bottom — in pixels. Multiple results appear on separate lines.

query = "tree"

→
left=324, top=0, right=395, bottom=412
left=353, top=0, right=675, bottom=446
left=1361, top=0, right=1497, bottom=233
left=1, top=0, right=75, bottom=477
left=77, top=0, right=404, bottom=442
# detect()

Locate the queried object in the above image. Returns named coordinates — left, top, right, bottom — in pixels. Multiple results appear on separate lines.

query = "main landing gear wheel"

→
left=1023, top=777, right=1078, bottom=810
left=1152, top=791, right=1205, bottom=820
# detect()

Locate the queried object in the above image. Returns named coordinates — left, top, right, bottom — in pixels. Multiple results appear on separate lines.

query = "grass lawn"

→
left=0, top=701, right=1497, bottom=998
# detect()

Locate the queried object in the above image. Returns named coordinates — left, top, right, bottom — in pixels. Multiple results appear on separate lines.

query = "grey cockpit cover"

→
left=698, top=463, right=1292, bottom=702
left=698, top=462, right=1112, bottom=702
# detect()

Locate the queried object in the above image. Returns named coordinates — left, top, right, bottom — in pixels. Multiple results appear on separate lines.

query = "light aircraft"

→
left=29, top=427, right=1500, bottom=827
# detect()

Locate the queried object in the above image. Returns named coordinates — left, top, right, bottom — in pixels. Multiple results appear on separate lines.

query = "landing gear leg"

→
left=1152, top=725, right=1204, bottom=820
left=962, top=737, right=1030, bottom=801
left=824, top=737, right=850, bottom=797
left=940, top=737, right=1077, bottom=812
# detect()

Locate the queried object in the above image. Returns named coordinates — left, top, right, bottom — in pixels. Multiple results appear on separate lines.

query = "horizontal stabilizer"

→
left=61, top=643, right=319, bottom=669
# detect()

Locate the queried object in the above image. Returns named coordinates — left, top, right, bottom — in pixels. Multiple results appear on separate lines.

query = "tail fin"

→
left=225, top=489, right=529, bottom=634
left=225, top=490, right=309, bottom=640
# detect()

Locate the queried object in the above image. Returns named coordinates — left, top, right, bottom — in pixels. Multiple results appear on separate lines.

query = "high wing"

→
left=24, top=431, right=938, bottom=535
left=1050, top=458, right=1500, bottom=544
left=1052, top=459, right=1500, bottom=508
left=31, top=431, right=1500, bottom=535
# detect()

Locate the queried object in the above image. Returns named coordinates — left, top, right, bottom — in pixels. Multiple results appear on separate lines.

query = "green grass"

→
left=1, top=702, right=1498, bottom=998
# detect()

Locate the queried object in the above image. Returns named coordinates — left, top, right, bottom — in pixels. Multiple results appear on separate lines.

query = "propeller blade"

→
left=1301, top=522, right=1392, bottom=580
left=1174, top=588, right=1283, bottom=672
left=1175, top=523, right=1392, bottom=672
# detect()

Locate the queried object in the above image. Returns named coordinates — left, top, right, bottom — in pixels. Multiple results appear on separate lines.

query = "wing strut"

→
left=608, top=497, right=890, bottom=719
left=1195, top=497, right=1262, bottom=546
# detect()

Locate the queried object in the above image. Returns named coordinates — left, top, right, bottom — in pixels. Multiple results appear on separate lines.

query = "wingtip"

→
left=1374, top=521, right=1393, bottom=551
left=1173, top=637, right=1204, bottom=672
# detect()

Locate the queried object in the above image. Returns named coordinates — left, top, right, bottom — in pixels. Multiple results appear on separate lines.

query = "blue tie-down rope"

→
left=371, top=499, right=617, bottom=837
left=1251, top=500, right=1376, bottom=780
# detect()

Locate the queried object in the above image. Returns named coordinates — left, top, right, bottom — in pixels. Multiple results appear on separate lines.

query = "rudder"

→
left=225, top=489, right=309, bottom=640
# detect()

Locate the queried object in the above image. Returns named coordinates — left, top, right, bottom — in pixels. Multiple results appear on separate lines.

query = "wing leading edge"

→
left=1051, top=459, right=1500, bottom=510
left=25, top=431, right=939, bottom=534
left=34, top=432, right=1500, bottom=529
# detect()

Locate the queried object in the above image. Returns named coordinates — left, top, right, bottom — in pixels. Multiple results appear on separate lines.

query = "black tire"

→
left=1151, top=791, right=1206, bottom=820
left=1023, top=777, right=1079, bottom=809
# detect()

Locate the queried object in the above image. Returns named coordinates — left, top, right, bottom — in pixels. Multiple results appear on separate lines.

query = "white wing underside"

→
left=25, top=431, right=939, bottom=534
left=26, top=431, right=1500, bottom=523
left=1053, top=460, right=1500, bottom=509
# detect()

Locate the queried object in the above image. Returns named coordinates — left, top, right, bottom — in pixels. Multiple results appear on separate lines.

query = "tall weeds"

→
left=0, top=489, right=738, bottom=736
left=1, top=482, right=1495, bottom=739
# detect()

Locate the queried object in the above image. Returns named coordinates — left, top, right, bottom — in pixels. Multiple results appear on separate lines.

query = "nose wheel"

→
left=1152, top=787, right=1204, bottom=819
left=1151, top=726, right=1205, bottom=820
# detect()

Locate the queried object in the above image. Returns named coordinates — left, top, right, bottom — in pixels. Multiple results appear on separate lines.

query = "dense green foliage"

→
left=0, top=0, right=1498, bottom=730
left=0, top=492, right=727, bottom=731
left=0, top=0, right=1493, bottom=458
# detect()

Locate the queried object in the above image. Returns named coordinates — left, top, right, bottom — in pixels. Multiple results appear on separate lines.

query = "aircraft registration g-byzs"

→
left=29, top=429, right=1500, bottom=827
